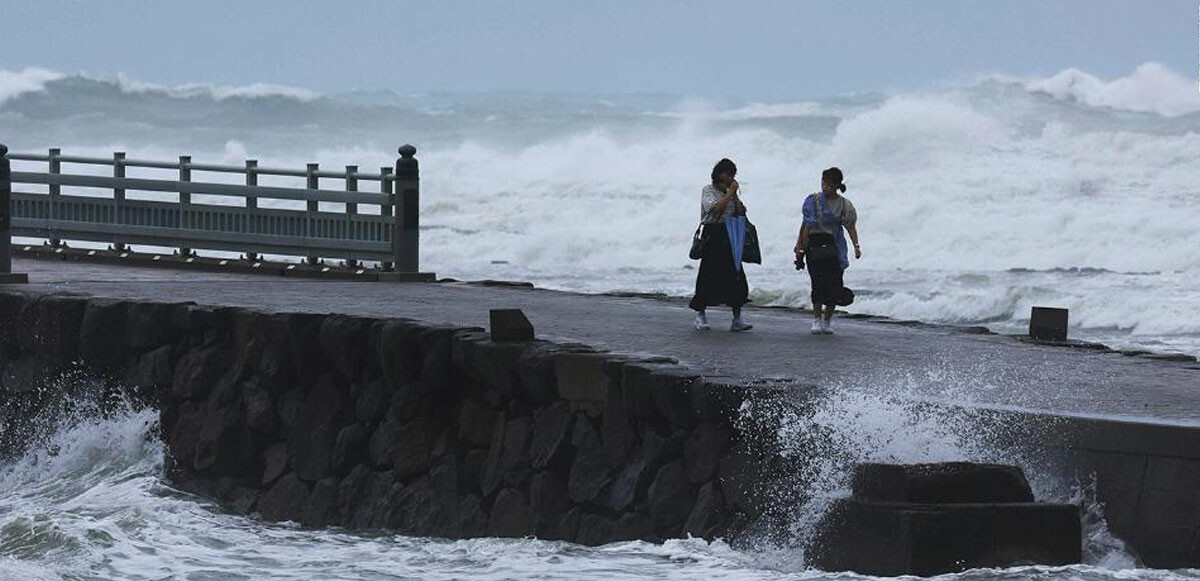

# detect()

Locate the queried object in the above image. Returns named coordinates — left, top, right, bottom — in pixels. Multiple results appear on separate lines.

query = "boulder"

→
left=378, top=319, right=424, bottom=389
left=391, top=417, right=440, bottom=478
left=454, top=494, right=489, bottom=538
left=319, top=315, right=371, bottom=380
left=500, top=417, right=534, bottom=488
left=603, top=460, right=650, bottom=512
left=682, top=482, right=727, bottom=538
left=683, top=423, right=730, bottom=484
left=331, top=423, right=368, bottom=474
left=171, top=345, right=227, bottom=400
left=529, top=471, right=570, bottom=519
left=601, top=405, right=638, bottom=467
left=243, top=384, right=276, bottom=434
left=336, top=465, right=372, bottom=523
left=256, top=473, right=309, bottom=522
left=567, top=416, right=611, bottom=503
left=78, top=300, right=129, bottom=368
left=193, top=405, right=250, bottom=475
left=302, top=478, right=341, bottom=527
left=576, top=513, right=616, bottom=546
left=289, top=374, right=350, bottom=482
left=480, top=414, right=508, bottom=496
left=126, top=344, right=174, bottom=391
left=458, top=399, right=501, bottom=447
left=462, top=449, right=488, bottom=495
left=124, top=302, right=179, bottom=351
left=529, top=401, right=574, bottom=469
left=647, top=462, right=696, bottom=535
left=261, top=442, right=290, bottom=486
left=614, top=513, right=656, bottom=542
left=354, top=378, right=391, bottom=426
left=488, top=488, right=536, bottom=537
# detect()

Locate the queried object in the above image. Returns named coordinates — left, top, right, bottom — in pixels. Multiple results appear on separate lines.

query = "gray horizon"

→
left=0, top=0, right=1195, bottom=100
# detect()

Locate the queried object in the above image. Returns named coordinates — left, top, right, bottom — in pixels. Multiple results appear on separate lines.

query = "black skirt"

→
left=690, top=223, right=749, bottom=311
left=807, top=232, right=845, bottom=307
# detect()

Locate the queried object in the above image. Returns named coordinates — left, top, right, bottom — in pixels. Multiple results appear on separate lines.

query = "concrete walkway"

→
left=6, top=258, right=1200, bottom=426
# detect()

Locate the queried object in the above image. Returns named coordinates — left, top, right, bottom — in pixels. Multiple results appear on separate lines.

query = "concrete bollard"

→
left=490, top=309, right=534, bottom=342
left=1030, top=306, right=1069, bottom=341
left=0, top=144, right=29, bottom=283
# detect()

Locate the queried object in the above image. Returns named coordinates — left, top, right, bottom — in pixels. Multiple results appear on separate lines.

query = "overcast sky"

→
left=1, top=0, right=1194, bottom=98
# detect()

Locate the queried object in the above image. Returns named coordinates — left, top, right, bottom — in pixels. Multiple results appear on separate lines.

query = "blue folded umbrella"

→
left=725, top=215, right=746, bottom=272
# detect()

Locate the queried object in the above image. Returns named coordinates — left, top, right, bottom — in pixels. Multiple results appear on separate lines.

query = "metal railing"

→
left=0, top=143, right=422, bottom=273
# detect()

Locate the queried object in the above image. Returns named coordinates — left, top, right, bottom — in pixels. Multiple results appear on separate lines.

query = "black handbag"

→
left=689, top=223, right=708, bottom=260
left=742, top=219, right=761, bottom=264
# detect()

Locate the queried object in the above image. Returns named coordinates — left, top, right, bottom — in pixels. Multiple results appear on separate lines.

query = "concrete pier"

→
left=3, top=258, right=1200, bottom=567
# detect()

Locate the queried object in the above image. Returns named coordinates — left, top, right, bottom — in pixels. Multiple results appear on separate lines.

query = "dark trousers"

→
left=807, top=233, right=844, bottom=308
left=690, top=223, right=749, bottom=311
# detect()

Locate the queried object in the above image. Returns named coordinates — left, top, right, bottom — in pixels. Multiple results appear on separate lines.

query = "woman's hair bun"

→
left=822, top=166, right=846, bottom=193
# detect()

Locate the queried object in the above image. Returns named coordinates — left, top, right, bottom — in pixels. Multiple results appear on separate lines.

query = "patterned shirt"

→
left=701, top=184, right=735, bottom=224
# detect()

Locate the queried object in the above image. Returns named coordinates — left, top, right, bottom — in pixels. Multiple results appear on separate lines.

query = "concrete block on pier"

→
left=490, top=308, right=534, bottom=342
left=853, top=462, right=1034, bottom=504
left=1030, top=306, right=1069, bottom=341
left=810, top=462, right=1081, bottom=576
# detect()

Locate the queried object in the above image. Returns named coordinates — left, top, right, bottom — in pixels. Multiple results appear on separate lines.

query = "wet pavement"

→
left=5, top=258, right=1200, bottom=426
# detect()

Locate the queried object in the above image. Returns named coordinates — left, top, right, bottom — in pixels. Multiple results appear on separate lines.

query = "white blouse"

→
left=700, top=184, right=734, bottom=224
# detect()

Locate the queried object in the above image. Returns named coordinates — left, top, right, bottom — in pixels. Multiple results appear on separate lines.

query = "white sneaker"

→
left=694, top=313, right=711, bottom=331
left=811, top=318, right=823, bottom=334
left=820, top=318, right=834, bottom=334
left=730, top=318, right=753, bottom=332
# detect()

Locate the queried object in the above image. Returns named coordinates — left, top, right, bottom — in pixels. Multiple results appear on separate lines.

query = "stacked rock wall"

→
left=0, top=292, right=796, bottom=545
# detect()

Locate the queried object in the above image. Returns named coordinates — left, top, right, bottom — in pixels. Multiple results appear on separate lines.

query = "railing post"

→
left=305, top=162, right=319, bottom=265
left=380, top=166, right=393, bottom=271
left=111, top=151, right=126, bottom=251
left=394, top=144, right=419, bottom=273
left=0, top=144, right=25, bottom=283
left=1, top=144, right=11, bottom=274
left=46, top=147, right=62, bottom=248
left=344, top=164, right=358, bottom=268
left=244, top=159, right=259, bottom=262
left=178, top=155, right=193, bottom=257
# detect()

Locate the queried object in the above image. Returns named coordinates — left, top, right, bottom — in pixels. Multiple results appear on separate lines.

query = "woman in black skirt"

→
left=794, top=167, right=861, bottom=334
left=689, top=158, right=752, bottom=332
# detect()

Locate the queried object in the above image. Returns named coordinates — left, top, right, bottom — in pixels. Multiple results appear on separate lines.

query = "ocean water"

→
left=4, top=385, right=1194, bottom=581
left=2, top=63, right=1200, bottom=357
left=1, top=65, right=1199, bottom=576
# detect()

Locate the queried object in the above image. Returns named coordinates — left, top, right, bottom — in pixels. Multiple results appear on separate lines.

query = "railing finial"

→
left=398, top=144, right=417, bottom=158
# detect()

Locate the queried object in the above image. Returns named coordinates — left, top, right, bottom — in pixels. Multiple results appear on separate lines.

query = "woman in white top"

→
left=689, top=158, right=752, bottom=331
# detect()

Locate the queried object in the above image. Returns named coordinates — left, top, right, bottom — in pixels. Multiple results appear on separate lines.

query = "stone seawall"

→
left=0, top=292, right=794, bottom=545
left=6, top=288, right=1200, bottom=567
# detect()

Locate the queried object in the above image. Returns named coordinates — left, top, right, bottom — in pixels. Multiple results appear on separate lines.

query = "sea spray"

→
left=725, top=370, right=1139, bottom=570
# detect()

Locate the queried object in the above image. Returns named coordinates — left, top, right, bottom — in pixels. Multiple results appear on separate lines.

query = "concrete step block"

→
left=853, top=462, right=1034, bottom=504
left=810, top=499, right=1082, bottom=576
